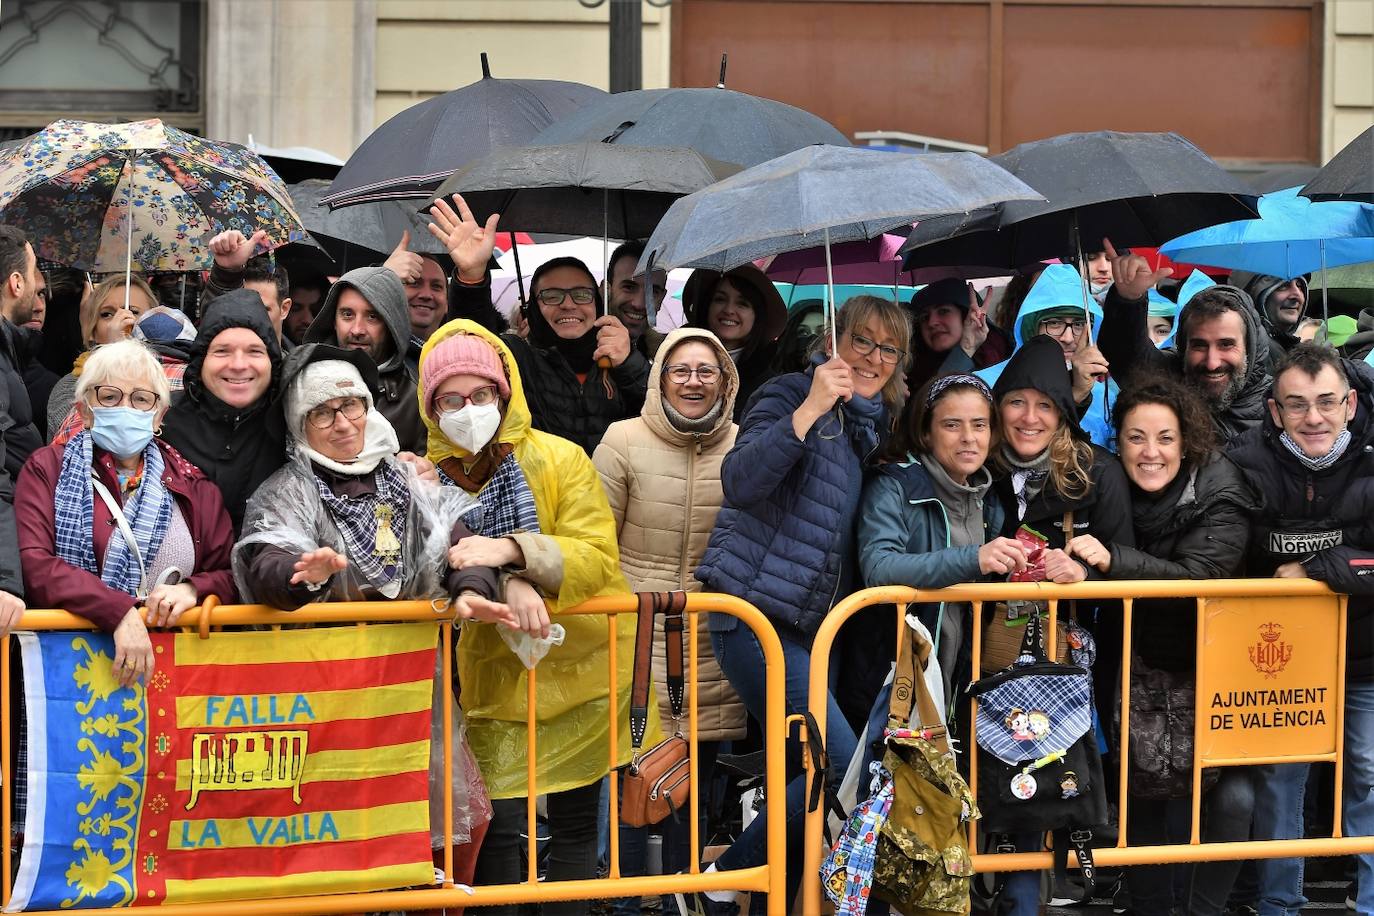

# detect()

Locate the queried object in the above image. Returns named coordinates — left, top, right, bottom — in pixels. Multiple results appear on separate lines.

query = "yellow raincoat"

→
left=419, top=320, right=657, bottom=798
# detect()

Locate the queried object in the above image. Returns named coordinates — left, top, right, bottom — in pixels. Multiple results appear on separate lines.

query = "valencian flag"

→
left=7, top=623, right=439, bottom=911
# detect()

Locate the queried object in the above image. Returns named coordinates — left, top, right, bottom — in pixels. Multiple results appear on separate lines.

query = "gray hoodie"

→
left=303, top=266, right=427, bottom=452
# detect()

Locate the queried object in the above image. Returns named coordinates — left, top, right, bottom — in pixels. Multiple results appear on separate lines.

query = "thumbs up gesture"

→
left=1104, top=237, right=1173, bottom=302
left=383, top=230, right=424, bottom=285
left=209, top=229, right=268, bottom=272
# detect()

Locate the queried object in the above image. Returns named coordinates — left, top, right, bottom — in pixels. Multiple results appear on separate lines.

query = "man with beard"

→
left=0, top=226, right=45, bottom=474
left=1098, top=240, right=1272, bottom=443
left=302, top=266, right=427, bottom=453
left=1230, top=270, right=1308, bottom=372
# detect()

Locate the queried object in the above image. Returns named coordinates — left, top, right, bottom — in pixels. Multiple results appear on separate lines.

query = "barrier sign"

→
left=1198, top=595, right=1342, bottom=761
left=8, top=624, right=438, bottom=912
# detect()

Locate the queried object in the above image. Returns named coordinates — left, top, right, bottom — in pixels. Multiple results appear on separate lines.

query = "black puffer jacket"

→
left=1107, top=453, right=1255, bottom=670
left=1227, top=357, right=1374, bottom=681
left=161, top=290, right=287, bottom=534
left=1099, top=284, right=1272, bottom=443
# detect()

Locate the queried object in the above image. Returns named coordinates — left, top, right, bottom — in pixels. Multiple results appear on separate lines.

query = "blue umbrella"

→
left=1160, top=186, right=1374, bottom=279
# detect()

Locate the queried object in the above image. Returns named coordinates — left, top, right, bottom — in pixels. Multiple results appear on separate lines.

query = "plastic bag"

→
left=499, top=623, right=566, bottom=669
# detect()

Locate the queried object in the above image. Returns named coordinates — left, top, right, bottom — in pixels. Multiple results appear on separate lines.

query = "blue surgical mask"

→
left=90, top=406, right=156, bottom=458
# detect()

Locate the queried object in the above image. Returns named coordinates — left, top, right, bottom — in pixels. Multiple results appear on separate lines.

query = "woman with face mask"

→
left=417, top=320, right=643, bottom=916
left=15, top=338, right=236, bottom=688
left=1064, top=376, right=1256, bottom=916
left=233, top=344, right=509, bottom=893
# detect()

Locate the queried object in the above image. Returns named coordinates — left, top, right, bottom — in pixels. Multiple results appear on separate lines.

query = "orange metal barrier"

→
left=3, top=593, right=788, bottom=915
left=801, top=579, right=1374, bottom=915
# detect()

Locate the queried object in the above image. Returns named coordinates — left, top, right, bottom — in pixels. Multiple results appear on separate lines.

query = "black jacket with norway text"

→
left=1226, top=357, right=1374, bottom=681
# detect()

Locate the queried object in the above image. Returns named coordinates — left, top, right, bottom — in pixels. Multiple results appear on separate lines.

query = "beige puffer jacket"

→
left=594, top=327, right=748, bottom=742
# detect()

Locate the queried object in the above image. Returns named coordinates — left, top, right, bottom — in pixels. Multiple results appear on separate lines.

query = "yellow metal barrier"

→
left=801, top=579, right=1374, bottom=915
left=3, top=593, right=788, bottom=915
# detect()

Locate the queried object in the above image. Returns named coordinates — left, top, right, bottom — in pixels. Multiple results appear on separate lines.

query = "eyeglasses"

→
left=433, top=386, right=500, bottom=413
left=92, top=385, right=160, bottom=412
left=305, top=396, right=367, bottom=429
left=665, top=364, right=722, bottom=384
left=1039, top=317, right=1089, bottom=336
left=848, top=332, right=904, bottom=365
left=1275, top=394, right=1349, bottom=419
left=536, top=287, right=596, bottom=307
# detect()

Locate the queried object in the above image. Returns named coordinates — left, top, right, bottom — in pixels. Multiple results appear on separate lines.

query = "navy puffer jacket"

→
left=696, top=365, right=886, bottom=643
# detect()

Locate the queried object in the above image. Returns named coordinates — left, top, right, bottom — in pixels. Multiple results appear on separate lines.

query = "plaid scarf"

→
left=53, top=432, right=174, bottom=596
left=440, top=450, right=541, bottom=538
left=314, top=460, right=411, bottom=592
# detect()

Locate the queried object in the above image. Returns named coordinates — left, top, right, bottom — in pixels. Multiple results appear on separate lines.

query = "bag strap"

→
left=889, top=617, right=950, bottom=754
left=629, top=591, right=687, bottom=752
left=92, top=473, right=149, bottom=600
left=629, top=592, right=655, bottom=751
left=663, top=591, right=686, bottom=720
left=1051, top=827, right=1098, bottom=906
left=1062, top=510, right=1074, bottom=550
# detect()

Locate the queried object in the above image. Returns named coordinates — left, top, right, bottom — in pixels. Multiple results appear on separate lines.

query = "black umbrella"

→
left=528, top=86, right=848, bottom=169
left=900, top=131, right=1259, bottom=270
left=1299, top=126, right=1374, bottom=203
left=291, top=179, right=454, bottom=273
left=428, top=143, right=742, bottom=239
left=322, top=53, right=606, bottom=208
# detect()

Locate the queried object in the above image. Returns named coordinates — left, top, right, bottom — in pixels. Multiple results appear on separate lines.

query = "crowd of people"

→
left=0, top=185, right=1369, bottom=916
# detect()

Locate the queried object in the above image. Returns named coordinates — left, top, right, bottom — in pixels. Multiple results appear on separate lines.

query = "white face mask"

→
left=439, top=402, right=502, bottom=454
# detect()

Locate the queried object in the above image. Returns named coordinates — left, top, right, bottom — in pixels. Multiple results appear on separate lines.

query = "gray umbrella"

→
left=637, top=145, right=1042, bottom=350
left=530, top=87, right=848, bottom=169
left=1299, top=125, right=1374, bottom=203
left=291, top=179, right=451, bottom=272
left=429, top=143, right=742, bottom=239
left=322, top=53, right=606, bottom=208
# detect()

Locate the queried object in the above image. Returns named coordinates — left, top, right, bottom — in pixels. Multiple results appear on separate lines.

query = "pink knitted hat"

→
left=421, top=332, right=510, bottom=418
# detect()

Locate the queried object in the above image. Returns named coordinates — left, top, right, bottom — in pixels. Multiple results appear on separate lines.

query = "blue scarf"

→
left=807, top=353, right=888, bottom=459
left=53, top=432, right=174, bottom=597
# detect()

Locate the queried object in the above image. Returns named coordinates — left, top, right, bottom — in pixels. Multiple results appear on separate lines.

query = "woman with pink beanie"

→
left=417, top=320, right=647, bottom=916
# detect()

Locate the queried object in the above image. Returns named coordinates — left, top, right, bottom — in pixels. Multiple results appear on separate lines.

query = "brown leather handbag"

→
left=621, top=591, right=692, bottom=828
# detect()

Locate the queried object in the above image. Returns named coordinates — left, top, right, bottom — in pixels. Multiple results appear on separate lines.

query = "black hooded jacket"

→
left=303, top=267, right=428, bottom=454
left=1107, top=453, right=1256, bottom=670
left=1230, top=270, right=1306, bottom=373
left=1226, top=357, right=1374, bottom=681
left=989, top=337, right=1135, bottom=557
left=161, top=290, right=287, bottom=534
left=1099, top=284, right=1272, bottom=443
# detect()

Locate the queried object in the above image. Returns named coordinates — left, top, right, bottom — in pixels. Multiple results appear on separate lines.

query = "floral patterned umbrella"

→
left=0, top=118, right=305, bottom=272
